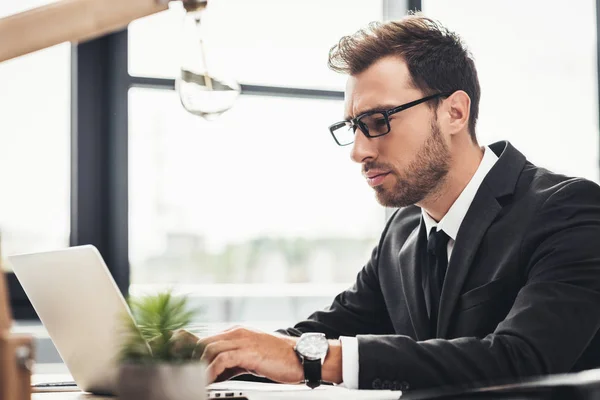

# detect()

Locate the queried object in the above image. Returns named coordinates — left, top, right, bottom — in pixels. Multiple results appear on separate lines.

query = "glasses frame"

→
left=328, top=91, right=455, bottom=146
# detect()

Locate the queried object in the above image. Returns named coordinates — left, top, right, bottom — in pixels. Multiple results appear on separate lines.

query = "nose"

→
left=350, top=126, right=377, bottom=164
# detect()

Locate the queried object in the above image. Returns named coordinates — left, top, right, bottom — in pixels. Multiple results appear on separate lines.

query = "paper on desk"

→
left=209, top=381, right=314, bottom=392
left=32, top=373, right=75, bottom=386
left=208, top=381, right=401, bottom=399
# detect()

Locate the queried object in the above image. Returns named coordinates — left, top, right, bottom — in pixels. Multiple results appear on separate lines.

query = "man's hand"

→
left=196, top=327, right=343, bottom=385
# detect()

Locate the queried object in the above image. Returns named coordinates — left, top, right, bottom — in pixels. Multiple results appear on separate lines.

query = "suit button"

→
left=399, top=381, right=410, bottom=391
left=382, top=380, right=391, bottom=389
left=372, top=378, right=382, bottom=389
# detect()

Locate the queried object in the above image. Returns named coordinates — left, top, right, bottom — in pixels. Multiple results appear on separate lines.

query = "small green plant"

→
left=119, top=291, right=203, bottom=364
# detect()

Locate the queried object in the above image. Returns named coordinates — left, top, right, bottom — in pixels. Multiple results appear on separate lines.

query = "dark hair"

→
left=328, top=14, right=481, bottom=140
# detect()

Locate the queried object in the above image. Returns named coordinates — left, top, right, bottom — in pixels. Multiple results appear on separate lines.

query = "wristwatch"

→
left=294, top=332, right=329, bottom=388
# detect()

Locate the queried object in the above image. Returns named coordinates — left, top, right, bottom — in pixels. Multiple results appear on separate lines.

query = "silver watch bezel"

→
left=294, top=332, right=329, bottom=362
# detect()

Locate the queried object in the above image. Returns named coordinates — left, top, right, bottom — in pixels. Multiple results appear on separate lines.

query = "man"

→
left=191, top=15, right=600, bottom=391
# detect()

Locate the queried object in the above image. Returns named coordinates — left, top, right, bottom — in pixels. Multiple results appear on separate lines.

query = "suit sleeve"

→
left=356, top=179, right=600, bottom=390
left=277, top=214, right=397, bottom=339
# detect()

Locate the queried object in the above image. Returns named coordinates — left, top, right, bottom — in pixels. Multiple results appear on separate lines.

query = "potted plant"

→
left=116, top=291, right=206, bottom=400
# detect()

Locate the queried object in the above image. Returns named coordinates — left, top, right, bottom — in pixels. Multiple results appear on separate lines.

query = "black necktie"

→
left=427, top=228, right=450, bottom=337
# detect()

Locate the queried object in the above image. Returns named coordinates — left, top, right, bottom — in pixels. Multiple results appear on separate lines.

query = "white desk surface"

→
left=32, top=368, right=401, bottom=400
left=32, top=382, right=401, bottom=400
left=33, top=391, right=400, bottom=400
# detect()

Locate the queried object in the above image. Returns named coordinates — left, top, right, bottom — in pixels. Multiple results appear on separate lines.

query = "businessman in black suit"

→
left=190, top=15, right=600, bottom=391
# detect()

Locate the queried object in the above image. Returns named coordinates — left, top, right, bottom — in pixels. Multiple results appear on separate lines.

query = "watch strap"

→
left=303, top=358, right=322, bottom=389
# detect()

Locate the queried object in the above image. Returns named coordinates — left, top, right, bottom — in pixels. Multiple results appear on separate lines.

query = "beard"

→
left=369, top=120, right=450, bottom=208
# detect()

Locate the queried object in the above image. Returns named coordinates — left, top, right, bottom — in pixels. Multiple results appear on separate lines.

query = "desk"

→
left=31, top=369, right=600, bottom=400
left=31, top=366, right=401, bottom=400
left=32, top=385, right=401, bottom=400
left=32, top=389, right=400, bottom=400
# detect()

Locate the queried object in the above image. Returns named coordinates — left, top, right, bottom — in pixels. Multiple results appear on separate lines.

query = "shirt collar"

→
left=422, top=146, right=499, bottom=240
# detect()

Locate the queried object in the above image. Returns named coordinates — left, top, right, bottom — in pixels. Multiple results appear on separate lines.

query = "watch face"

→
left=296, top=334, right=328, bottom=360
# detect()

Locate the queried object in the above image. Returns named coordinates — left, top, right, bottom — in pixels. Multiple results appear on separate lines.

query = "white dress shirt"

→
left=339, top=146, right=499, bottom=389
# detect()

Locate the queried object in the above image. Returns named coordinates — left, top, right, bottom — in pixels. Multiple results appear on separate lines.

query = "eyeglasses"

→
left=328, top=92, right=454, bottom=146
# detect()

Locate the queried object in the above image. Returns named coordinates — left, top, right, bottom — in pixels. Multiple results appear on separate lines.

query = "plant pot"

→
left=117, top=362, right=207, bottom=400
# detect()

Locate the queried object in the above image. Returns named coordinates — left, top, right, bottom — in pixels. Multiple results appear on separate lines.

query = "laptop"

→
left=9, top=245, right=245, bottom=398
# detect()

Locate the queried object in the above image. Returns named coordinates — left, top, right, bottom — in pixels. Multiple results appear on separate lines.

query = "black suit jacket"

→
left=281, top=141, right=600, bottom=391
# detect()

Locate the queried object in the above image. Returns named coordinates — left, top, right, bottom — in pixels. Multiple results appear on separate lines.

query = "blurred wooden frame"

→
left=0, top=0, right=176, bottom=63
left=0, top=270, right=11, bottom=340
left=0, top=271, right=35, bottom=400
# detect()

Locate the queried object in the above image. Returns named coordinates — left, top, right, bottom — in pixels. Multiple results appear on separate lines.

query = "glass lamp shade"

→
left=176, top=6, right=240, bottom=120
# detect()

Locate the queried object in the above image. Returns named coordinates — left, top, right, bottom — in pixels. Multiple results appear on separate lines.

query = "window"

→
left=128, top=2, right=387, bottom=327
left=128, top=88, right=384, bottom=325
left=0, top=0, right=71, bottom=271
left=129, top=88, right=383, bottom=280
left=423, top=0, right=599, bottom=182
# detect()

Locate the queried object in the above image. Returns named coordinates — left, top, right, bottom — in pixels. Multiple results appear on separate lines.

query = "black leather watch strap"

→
left=303, top=358, right=322, bottom=389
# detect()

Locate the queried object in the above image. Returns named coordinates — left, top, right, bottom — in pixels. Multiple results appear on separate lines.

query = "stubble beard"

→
left=373, top=120, right=451, bottom=208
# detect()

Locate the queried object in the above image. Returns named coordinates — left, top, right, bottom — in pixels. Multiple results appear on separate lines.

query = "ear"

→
left=439, top=90, right=470, bottom=136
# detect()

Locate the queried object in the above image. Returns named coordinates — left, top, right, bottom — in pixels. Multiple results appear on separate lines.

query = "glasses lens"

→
left=332, top=121, right=355, bottom=146
left=358, top=112, right=389, bottom=137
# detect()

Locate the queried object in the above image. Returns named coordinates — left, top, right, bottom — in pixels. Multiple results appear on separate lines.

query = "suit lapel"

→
left=436, top=186, right=501, bottom=337
left=436, top=141, right=527, bottom=337
left=398, top=220, right=430, bottom=341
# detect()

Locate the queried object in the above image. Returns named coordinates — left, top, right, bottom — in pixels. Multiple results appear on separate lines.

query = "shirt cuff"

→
left=339, top=336, right=359, bottom=389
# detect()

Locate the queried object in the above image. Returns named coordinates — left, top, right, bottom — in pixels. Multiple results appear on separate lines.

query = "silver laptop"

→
left=10, top=246, right=247, bottom=398
left=9, top=245, right=248, bottom=398
left=9, top=245, right=136, bottom=394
